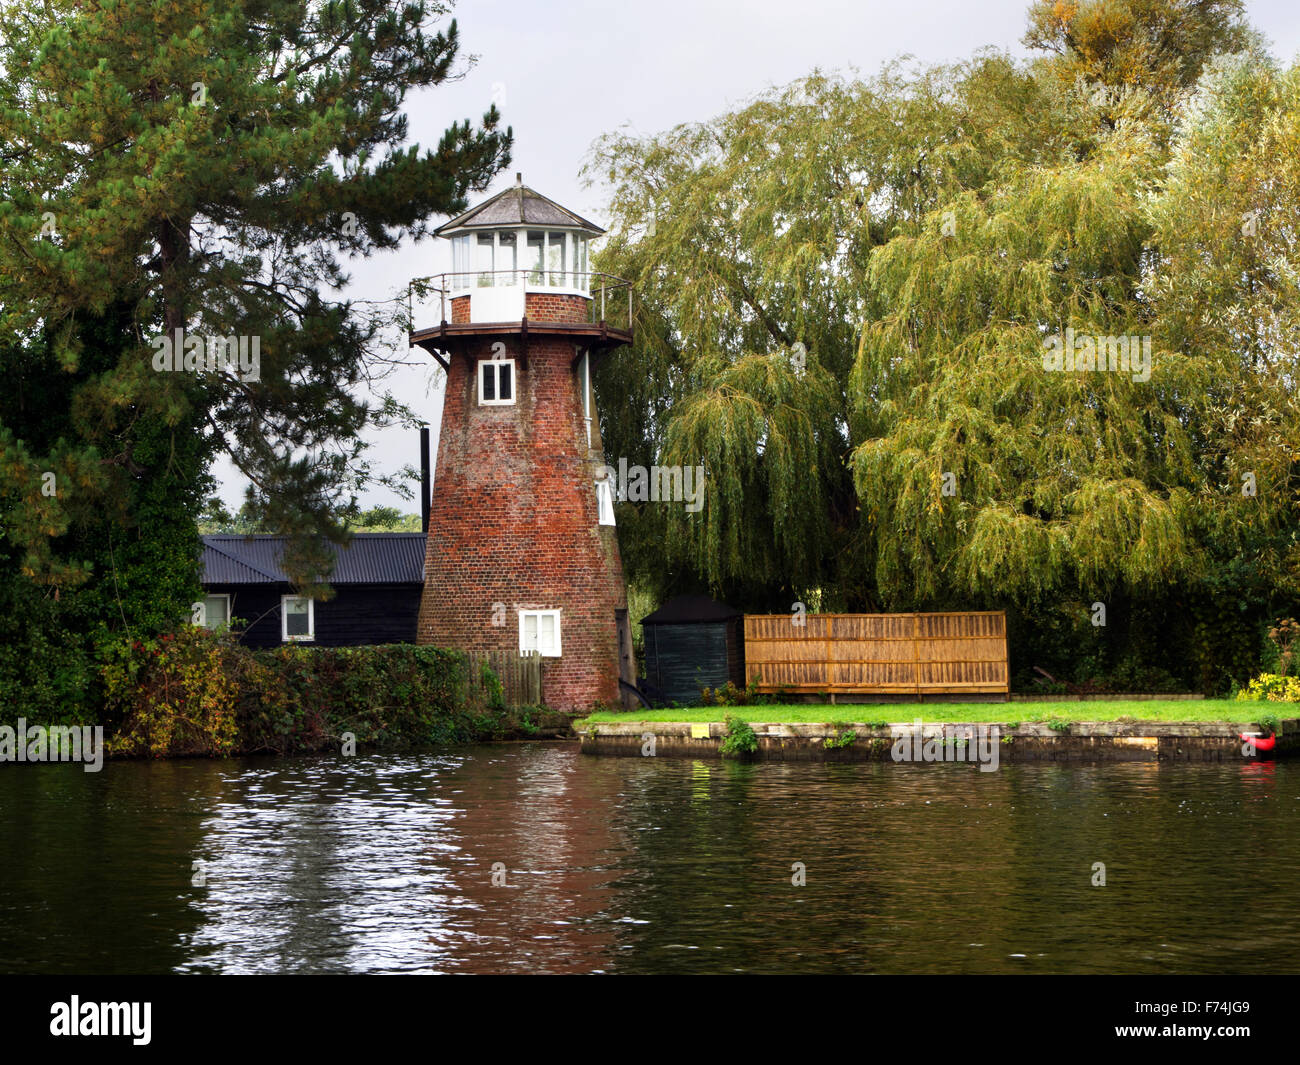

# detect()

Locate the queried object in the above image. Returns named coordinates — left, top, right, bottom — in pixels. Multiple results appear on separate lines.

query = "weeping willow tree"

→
left=586, top=59, right=1053, bottom=608
left=851, top=85, right=1186, bottom=607
left=1146, top=56, right=1300, bottom=626
left=850, top=2, right=1292, bottom=688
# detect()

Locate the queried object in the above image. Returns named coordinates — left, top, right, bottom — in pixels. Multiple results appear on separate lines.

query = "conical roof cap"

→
left=435, top=174, right=604, bottom=237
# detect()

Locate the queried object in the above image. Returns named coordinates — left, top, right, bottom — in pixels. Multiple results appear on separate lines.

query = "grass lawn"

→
left=577, top=699, right=1269, bottom=726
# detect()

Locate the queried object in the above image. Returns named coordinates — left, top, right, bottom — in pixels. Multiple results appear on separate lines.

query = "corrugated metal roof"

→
left=435, top=177, right=604, bottom=236
left=641, top=594, right=741, bottom=626
left=201, top=533, right=426, bottom=585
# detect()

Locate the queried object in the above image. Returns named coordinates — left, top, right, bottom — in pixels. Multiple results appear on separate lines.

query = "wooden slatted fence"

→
left=465, top=649, right=544, bottom=706
left=744, top=611, right=1008, bottom=696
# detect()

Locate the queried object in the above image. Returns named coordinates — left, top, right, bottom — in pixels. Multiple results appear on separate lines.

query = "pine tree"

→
left=0, top=0, right=510, bottom=590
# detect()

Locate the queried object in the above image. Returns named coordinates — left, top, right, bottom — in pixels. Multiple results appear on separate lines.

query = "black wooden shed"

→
left=200, top=533, right=425, bottom=648
left=641, top=595, right=745, bottom=705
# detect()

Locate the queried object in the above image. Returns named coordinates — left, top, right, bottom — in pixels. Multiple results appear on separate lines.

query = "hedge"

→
left=88, top=626, right=534, bottom=757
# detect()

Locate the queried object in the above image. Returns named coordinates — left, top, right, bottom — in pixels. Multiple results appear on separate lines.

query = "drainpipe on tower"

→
left=420, top=425, right=431, bottom=534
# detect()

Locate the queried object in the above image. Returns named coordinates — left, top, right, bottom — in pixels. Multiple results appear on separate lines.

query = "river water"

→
left=1, top=744, right=1297, bottom=974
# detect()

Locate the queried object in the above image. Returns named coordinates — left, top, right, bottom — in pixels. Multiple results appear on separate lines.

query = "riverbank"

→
left=576, top=702, right=1296, bottom=762
left=579, top=698, right=1259, bottom=725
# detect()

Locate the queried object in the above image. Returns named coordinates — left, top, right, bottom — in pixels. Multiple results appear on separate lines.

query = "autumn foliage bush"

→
left=100, top=626, right=488, bottom=757
left=1235, top=674, right=1300, bottom=703
left=101, top=626, right=246, bottom=757
left=1235, top=620, right=1300, bottom=705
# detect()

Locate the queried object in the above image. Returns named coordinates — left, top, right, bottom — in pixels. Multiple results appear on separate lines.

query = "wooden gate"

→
left=743, top=611, right=1008, bottom=696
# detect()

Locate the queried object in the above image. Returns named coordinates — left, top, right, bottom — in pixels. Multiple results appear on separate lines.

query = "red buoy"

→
left=1240, top=732, right=1277, bottom=751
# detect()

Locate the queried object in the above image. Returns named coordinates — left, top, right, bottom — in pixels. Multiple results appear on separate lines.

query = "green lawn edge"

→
left=576, top=699, right=1267, bottom=727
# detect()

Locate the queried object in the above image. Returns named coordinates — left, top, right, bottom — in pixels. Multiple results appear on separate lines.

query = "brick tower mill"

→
left=410, top=175, right=637, bottom=710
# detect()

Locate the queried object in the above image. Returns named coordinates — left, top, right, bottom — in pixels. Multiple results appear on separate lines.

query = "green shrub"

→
left=0, top=572, right=102, bottom=727
left=1265, top=619, right=1300, bottom=676
left=0, top=623, right=99, bottom=727
left=700, top=679, right=758, bottom=706
left=479, top=661, right=506, bottom=712
left=1254, top=711, right=1282, bottom=737
left=248, top=643, right=472, bottom=751
left=719, top=714, right=759, bottom=759
left=824, top=727, right=856, bottom=750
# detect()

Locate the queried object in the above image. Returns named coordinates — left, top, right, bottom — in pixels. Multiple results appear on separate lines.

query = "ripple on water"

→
left=0, top=749, right=1297, bottom=974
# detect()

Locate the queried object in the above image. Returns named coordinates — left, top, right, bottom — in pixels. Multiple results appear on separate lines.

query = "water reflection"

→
left=1, top=748, right=1297, bottom=974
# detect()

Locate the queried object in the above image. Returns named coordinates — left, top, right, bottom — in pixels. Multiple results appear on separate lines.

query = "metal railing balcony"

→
left=407, top=270, right=633, bottom=331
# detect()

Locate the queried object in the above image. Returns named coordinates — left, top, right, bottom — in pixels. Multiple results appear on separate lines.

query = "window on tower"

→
left=479, top=358, right=515, bottom=406
left=526, top=231, right=545, bottom=285
left=545, top=231, right=566, bottom=286
left=519, top=609, right=562, bottom=657
left=596, top=479, right=616, bottom=526
left=521, top=231, right=589, bottom=290
left=450, top=233, right=478, bottom=291
left=498, top=231, right=517, bottom=278
left=475, top=233, right=495, bottom=286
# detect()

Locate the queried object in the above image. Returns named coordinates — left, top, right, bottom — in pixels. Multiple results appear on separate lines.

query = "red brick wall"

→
left=524, top=292, right=586, bottom=323
left=452, top=292, right=586, bottom=324
left=418, top=333, right=628, bottom=710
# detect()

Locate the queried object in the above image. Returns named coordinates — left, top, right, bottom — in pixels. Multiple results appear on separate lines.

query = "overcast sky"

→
left=209, top=0, right=1300, bottom=514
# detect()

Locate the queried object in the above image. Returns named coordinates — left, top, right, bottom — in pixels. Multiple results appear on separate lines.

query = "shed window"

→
left=479, top=359, right=514, bottom=405
left=282, top=596, right=315, bottom=642
left=200, top=594, right=230, bottom=629
left=519, top=609, right=561, bottom=657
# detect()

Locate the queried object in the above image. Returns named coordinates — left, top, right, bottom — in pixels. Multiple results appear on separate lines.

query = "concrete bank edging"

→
left=578, top=719, right=1299, bottom=763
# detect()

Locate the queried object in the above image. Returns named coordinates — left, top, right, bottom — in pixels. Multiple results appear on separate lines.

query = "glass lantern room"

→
left=449, top=229, right=591, bottom=294
left=436, top=175, right=605, bottom=323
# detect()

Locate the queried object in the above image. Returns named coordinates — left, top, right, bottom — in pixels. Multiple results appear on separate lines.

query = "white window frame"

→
left=451, top=234, right=473, bottom=291
left=201, top=594, right=231, bottom=630
left=475, top=231, right=496, bottom=286
left=518, top=609, right=562, bottom=657
left=525, top=229, right=545, bottom=285
left=281, top=595, right=315, bottom=642
left=478, top=358, right=516, bottom=406
left=543, top=230, right=563, bottom=287
left=497, top=229, right=517, bottom=281
left=578, top=347, right=592, bottom=446
left=450, top=227, right=591, bottom=295
left=521, top=228, right=590, bottom=294
left=596, top=479, right=616, bottom=526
